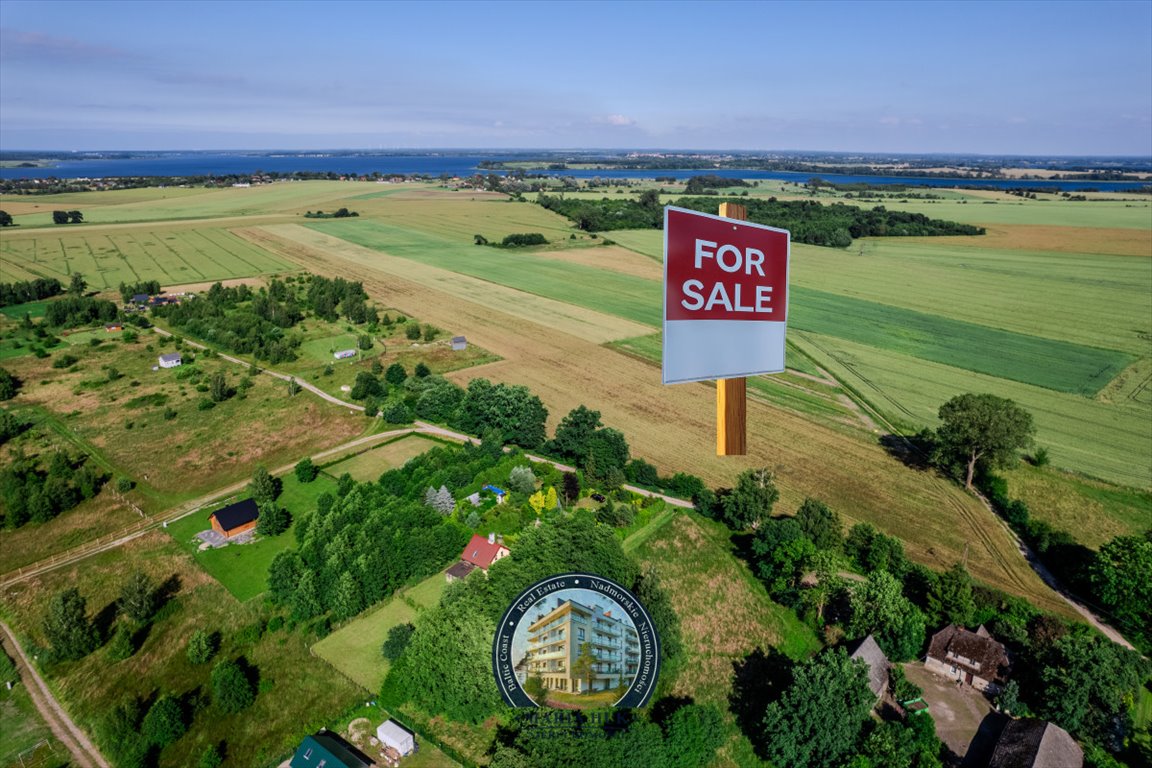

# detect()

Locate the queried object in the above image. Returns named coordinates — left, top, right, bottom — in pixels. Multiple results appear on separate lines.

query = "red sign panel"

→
left=665, top=206, right=789, bottom=322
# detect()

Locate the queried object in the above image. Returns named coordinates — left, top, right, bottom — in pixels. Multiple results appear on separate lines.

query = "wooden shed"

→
left=209, top=498, right=260, bottom=538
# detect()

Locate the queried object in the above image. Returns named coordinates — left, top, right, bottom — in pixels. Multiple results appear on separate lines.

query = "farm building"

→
left=334, top=349, right=357, bottom=360
left=847, top=634, right=890, bottom=699
left=925, top=624, right=1009, bottom=695
left=988, top=719, right=1082, bottom=768
left=447, top=533, right=509, bottom=581
left=208, top=498, right=260, bottom=539
left=158, top=352, right=182, bottom=368
left=375, top=719, right=416, bottom=758
left=451, top=335, right=468, bottom=351
left=290, top=731, right=373, bottom=768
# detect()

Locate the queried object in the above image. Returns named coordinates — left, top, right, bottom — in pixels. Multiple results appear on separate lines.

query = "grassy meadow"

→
left=0, top=533, right=364, bottom=768
left=321, top=434, right=442, bottom=483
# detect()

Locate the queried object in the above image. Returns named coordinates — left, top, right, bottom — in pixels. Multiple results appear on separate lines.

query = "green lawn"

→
left=165, top=499, right=298, bottom=602
left=313, top=591, right=419, bottom=693
left=402, top=572, right=447, bottom=610
left=322, top=434, right=441, bottom=483
left=277, top=472, right=339, bottom=517
left=0, top=300, right=52, bottom=319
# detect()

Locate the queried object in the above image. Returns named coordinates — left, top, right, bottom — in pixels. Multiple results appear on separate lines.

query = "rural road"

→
left=0, top=621, right=110, bottom=768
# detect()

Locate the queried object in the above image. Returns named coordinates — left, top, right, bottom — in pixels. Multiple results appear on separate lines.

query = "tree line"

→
left=537, top=191, right=985, bottom=247
left=0, top=277, right=62, bottom=307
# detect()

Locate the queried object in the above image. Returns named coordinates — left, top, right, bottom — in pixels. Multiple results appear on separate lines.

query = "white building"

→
left=158, top=353, right=182, bottom=368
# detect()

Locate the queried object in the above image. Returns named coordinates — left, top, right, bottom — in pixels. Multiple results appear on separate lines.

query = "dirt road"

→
left=0, top=621, right=110, bottom=768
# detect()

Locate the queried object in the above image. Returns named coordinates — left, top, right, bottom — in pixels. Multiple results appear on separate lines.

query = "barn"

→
left=209, top=498, right=260, bottom=539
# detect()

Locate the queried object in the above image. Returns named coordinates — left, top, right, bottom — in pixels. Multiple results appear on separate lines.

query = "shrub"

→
left=116, top=477, right=134, bottom=493
left=187, top=629, right=218, bottom=664
left=211, top=660, right=255, bottom=713
left=405, top=323, right=422, bottom=340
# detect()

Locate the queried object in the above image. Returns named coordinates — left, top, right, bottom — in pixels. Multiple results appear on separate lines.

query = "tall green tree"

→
left=934, top=393, right=1035, bottom=489
left=1088, top=531, right=1152, bottom=650
left=795, top=498, right=842, bottom=551
left=42, top=588, right=99, bottom=660
left=926, top=562, right=976, bottom=627
left=186, top=629, right=218, bottom=664
left=0, top=210, right=13, bottom=227
left=721, top=468, right=779, bottom=530
left=141, top=695, right=186, bottom=746
left=68, top=272, right=87, bottom=296
left=247, top=465, right=280, bottom=505
left=571, top=641, right=596, bottom=693
left=761, top=648, right=875, bottom=768
left=0, top=367, right=21, bottom=400
left=294, top=457, right=318, bottom=483
left=848, top=570, right=926, bottom=662
left=211, top=659, right=255, bottom=713
left=118, top=571, right=159, bottom=624
left=549, top=405, right=602, bottom=462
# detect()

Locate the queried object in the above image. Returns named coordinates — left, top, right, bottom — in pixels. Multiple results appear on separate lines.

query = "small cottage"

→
left=451, top=336, right=467, bottom=351
left=209, top=498, right=260, bottom=539
left=447, top=533, right=509, bottom=581
left=158, top=352, right=182, bottom=368
left=925, top=624, right=1009, bottom=695
left=988, top=719, right=1083, bottom=768
left=104, top=323, right=123, bottom=332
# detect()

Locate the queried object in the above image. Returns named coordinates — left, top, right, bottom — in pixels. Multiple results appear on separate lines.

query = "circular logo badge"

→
left=493, top=573, right=660, bottom=710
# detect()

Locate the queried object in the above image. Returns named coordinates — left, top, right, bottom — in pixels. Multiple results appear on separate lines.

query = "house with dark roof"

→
left=446, top=533, right=509, bottom=582
left=847, top=634, right=891, bottom=699
left=988, top=719, right=1083, bottom=768
left=289, top=730, right=373, bottom=768
left=158, top=352, right=182, bottom=368
left=209, top=498, right=260, bottom=539
left=925, top=624, right=1009, bottom=695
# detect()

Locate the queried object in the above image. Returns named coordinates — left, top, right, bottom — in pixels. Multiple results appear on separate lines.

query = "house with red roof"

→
left=446, top=533, right=510, bottom=582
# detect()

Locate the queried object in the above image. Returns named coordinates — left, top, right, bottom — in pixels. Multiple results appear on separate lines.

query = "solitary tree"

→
left=141, top=695, right=186, bottom=747
left=294, top=457, right=318, bottom=483
left=42, top=588, right=99, bottom=660
left=68, top=272, right=88, bottom=296
left=118, top=571, right=159, bottom=624
left=247, top=466, right=280, bottom=505
left=721, top=468, right=779, bottom=530
left=187, top=629, right=218, bottom=664
left=935, top=393, right=1035, bottom=489
left=211, top=659, right=255, bottom=713
left=508, top=465, right=537, bottom=495
left=0, top=210, right=13, bottom=227
left=209, top=372, right=230, bottom=403
left=0, top=367, right=20, bottom=400
left=385, top=362, right=407, bottom=386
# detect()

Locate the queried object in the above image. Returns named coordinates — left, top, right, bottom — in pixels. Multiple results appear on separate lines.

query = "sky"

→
left=1, top=0, right=1150, bottom=155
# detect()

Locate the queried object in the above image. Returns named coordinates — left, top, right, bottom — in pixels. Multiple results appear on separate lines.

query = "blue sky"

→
left=1, top=0, right=1149, bottom=154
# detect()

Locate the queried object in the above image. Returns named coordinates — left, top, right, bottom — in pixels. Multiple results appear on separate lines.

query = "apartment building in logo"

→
left=523, top=597, right=640, bottom=693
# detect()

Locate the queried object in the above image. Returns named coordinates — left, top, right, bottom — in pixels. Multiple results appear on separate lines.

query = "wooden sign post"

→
left=716, top=202, right=748, bottom=455
left=661, top=204, right=791, bottom=456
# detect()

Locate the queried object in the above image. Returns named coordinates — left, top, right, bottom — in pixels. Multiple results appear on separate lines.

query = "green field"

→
left=0, top=227, right=295, bottom=288
left=166, top=499, right=298, bottom=602
left=311, top=572, right=449, bottom=693
left=322, top=435, right=442, bottom=483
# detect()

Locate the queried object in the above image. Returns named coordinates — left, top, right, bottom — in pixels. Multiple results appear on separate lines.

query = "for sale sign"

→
left=663, top=205, right=790, bottom=384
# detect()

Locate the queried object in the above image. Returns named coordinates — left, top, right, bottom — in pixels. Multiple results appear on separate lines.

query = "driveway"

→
left=901, top=662, right=992, bottom=762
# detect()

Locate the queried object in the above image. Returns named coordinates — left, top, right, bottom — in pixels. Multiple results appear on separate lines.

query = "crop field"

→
left=0, top=226, right=294, bottom=288
left=256, top=215, right=1074, bottom=617
left=0, top=533, right=363, bottom=768
left=798, top=330, right=1150, bottom=487
left=322, top=435, right=441, bottom=483
left=0, top=180, right=377, bottom=226
left=1002, top=464, right=1152, bottom=550
left=306, top=218, right=665, bottom=327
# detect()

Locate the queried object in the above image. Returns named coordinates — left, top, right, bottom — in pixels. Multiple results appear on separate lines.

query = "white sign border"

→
left=662, top=204, right=792, bottom=385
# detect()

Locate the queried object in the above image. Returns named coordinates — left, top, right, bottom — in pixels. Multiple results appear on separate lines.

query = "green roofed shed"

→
left=290, top=731, right=372, bottom=768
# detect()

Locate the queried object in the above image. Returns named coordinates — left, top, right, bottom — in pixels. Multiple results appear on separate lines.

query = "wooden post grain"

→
left=717, top=202, right=748, bottom=455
